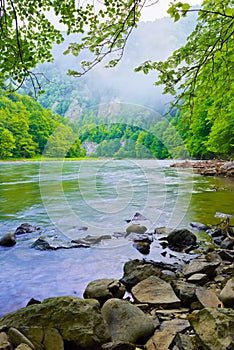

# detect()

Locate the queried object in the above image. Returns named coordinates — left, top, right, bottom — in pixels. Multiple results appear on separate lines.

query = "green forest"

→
left=1, top=83, right=233, bottom=160
left=0, top=0, right=233, bottom=160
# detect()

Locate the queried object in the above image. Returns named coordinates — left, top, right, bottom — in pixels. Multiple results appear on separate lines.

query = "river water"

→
left=0, top=159, right=233, bottom=316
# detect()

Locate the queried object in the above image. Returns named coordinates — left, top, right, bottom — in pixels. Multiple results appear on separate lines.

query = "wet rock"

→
left=0, top=296, right=110, bottom=350
left=167, top=229, right=197, bottom=250
left=125, top=224, right=147, bottom=236
left=131, top=212, right=148, bottom=221
left=0, top=233, right=16, bottom=247
left=83, top=279, right=126, bottom=306
left=14, top=223, right=40, bottom=235
left=195, top=287, right=222, bottom=308
left=31, top=236, right=89, bottom=250
left=219, top=277, right=234, bottom=307
left=131, top=276, right=181, bottom=308
left=120, top=260, right=161, bottom=291
left=189, top=308, right=234, bottom=350
left=220, top=237, right=234, bottom=250
left=154, top=227, right=173, bottom=235
left=101, top=298, right=154, bottom=344
left=133, top=241, right=151, bottom=255
left=190, top=222, right=209, bottom=231
left=171, top=280, right=197, bottom=307
left=7, top=328, right=35, bottom=349
left=72, top=234, right=112, bottom=245
left=217, top=249, right=234, bottom=262
left=187, top=273, right=209, bottom=285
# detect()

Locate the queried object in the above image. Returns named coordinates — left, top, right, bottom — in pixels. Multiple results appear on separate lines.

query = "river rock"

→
left=172, top=333, right=195, bottom=350
left=31, top=236, right=89, bottom=250
left=132, top=276, right=181, bottom=308
left=8, top=327, right=35, bottom=349
left=190, top=222, right=209, bottom=231
left=133, top=241, right=151, bottom=255
left=83, top=278, right=126, bottom=306
left=0, top=332, right=11, bottom=349
left=15, top=344, right=33, bottom=350
left=219, top=277, right=234, bottom=307
left=120, top=259, right=161, bottom=290
left=101, top=298, right=154, bottom=344
left=125, top=224, right=147, bottom=236
left=187, top=273, right=209, bottom=285
left=189, top=307, right=234, bottom=350
left=195, top=287, right=222, bottom=308
left=0, top=233, right=16, bottom=247
left=72, top=234, right=112, bottom=245
left=182, top=255, right=220, bottom=278
left=145, top=319, right=190, bottom=350
left=0, top=296, right=110, bottom=349
left=166, top=229, right=197, bottom=249
left=14, top=223, right=40, bottom=235
left=171, top=280, right=197, bottom=307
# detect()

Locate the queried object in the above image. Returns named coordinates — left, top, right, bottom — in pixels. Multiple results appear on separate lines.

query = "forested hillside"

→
left=4, top=12, right=234, bottom=160
left=0, top=90, right=85, bottom=159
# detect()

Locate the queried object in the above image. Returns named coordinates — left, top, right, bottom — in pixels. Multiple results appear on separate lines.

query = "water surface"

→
left=0, top=160, right=233, bottom=315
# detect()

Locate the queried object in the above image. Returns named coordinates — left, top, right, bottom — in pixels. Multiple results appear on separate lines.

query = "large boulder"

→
left=0, top=233, right=16, bottom=247
left=120, top=260, right=161, bottom=290
left=0, top=296, right=110, bottom=350
left=167, top=229, right=197, bottom=249
left=131, top=276, right=181, bottom=308
left=83, top=278, right=126, bottom=306
left=101, top=298, right=154, bottom=344
left=189, top=308, right=234, bottom=350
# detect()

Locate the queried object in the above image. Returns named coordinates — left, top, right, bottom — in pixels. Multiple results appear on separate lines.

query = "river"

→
left=0, top=159, right=233, bottom=316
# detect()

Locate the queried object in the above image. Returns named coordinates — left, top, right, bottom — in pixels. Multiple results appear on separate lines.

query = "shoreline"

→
left=0, top=222, right=233, bottom=350
left=171, top=160, right=234, bottom=177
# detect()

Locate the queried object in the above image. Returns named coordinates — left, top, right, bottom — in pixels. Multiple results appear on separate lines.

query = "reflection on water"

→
left=0, top=160, right=233, bottom=315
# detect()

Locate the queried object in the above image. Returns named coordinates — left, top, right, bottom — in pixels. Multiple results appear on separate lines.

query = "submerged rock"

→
left=0, top=233, right=16, bottom=247
left=83, top=279, right=126, bottom=306
left=14, top=223, right=40, bottom=235
left=101, top=298, right=154, bottom=344
left=190, top=222, right=209, bottom=231
left=72, top=234, right=112, bottom=246
left=31, top=236, right=90, bottom=250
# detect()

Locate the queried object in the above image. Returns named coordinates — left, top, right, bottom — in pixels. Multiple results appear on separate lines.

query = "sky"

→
left=49, top=0, right=203, bottom=30
left=141, top=0, right=202, bottom=21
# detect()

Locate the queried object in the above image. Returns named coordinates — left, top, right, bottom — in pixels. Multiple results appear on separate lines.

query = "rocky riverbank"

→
left=170, top=160, right=234, bottom=177
left=0, top=220, right=233, bottom=350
